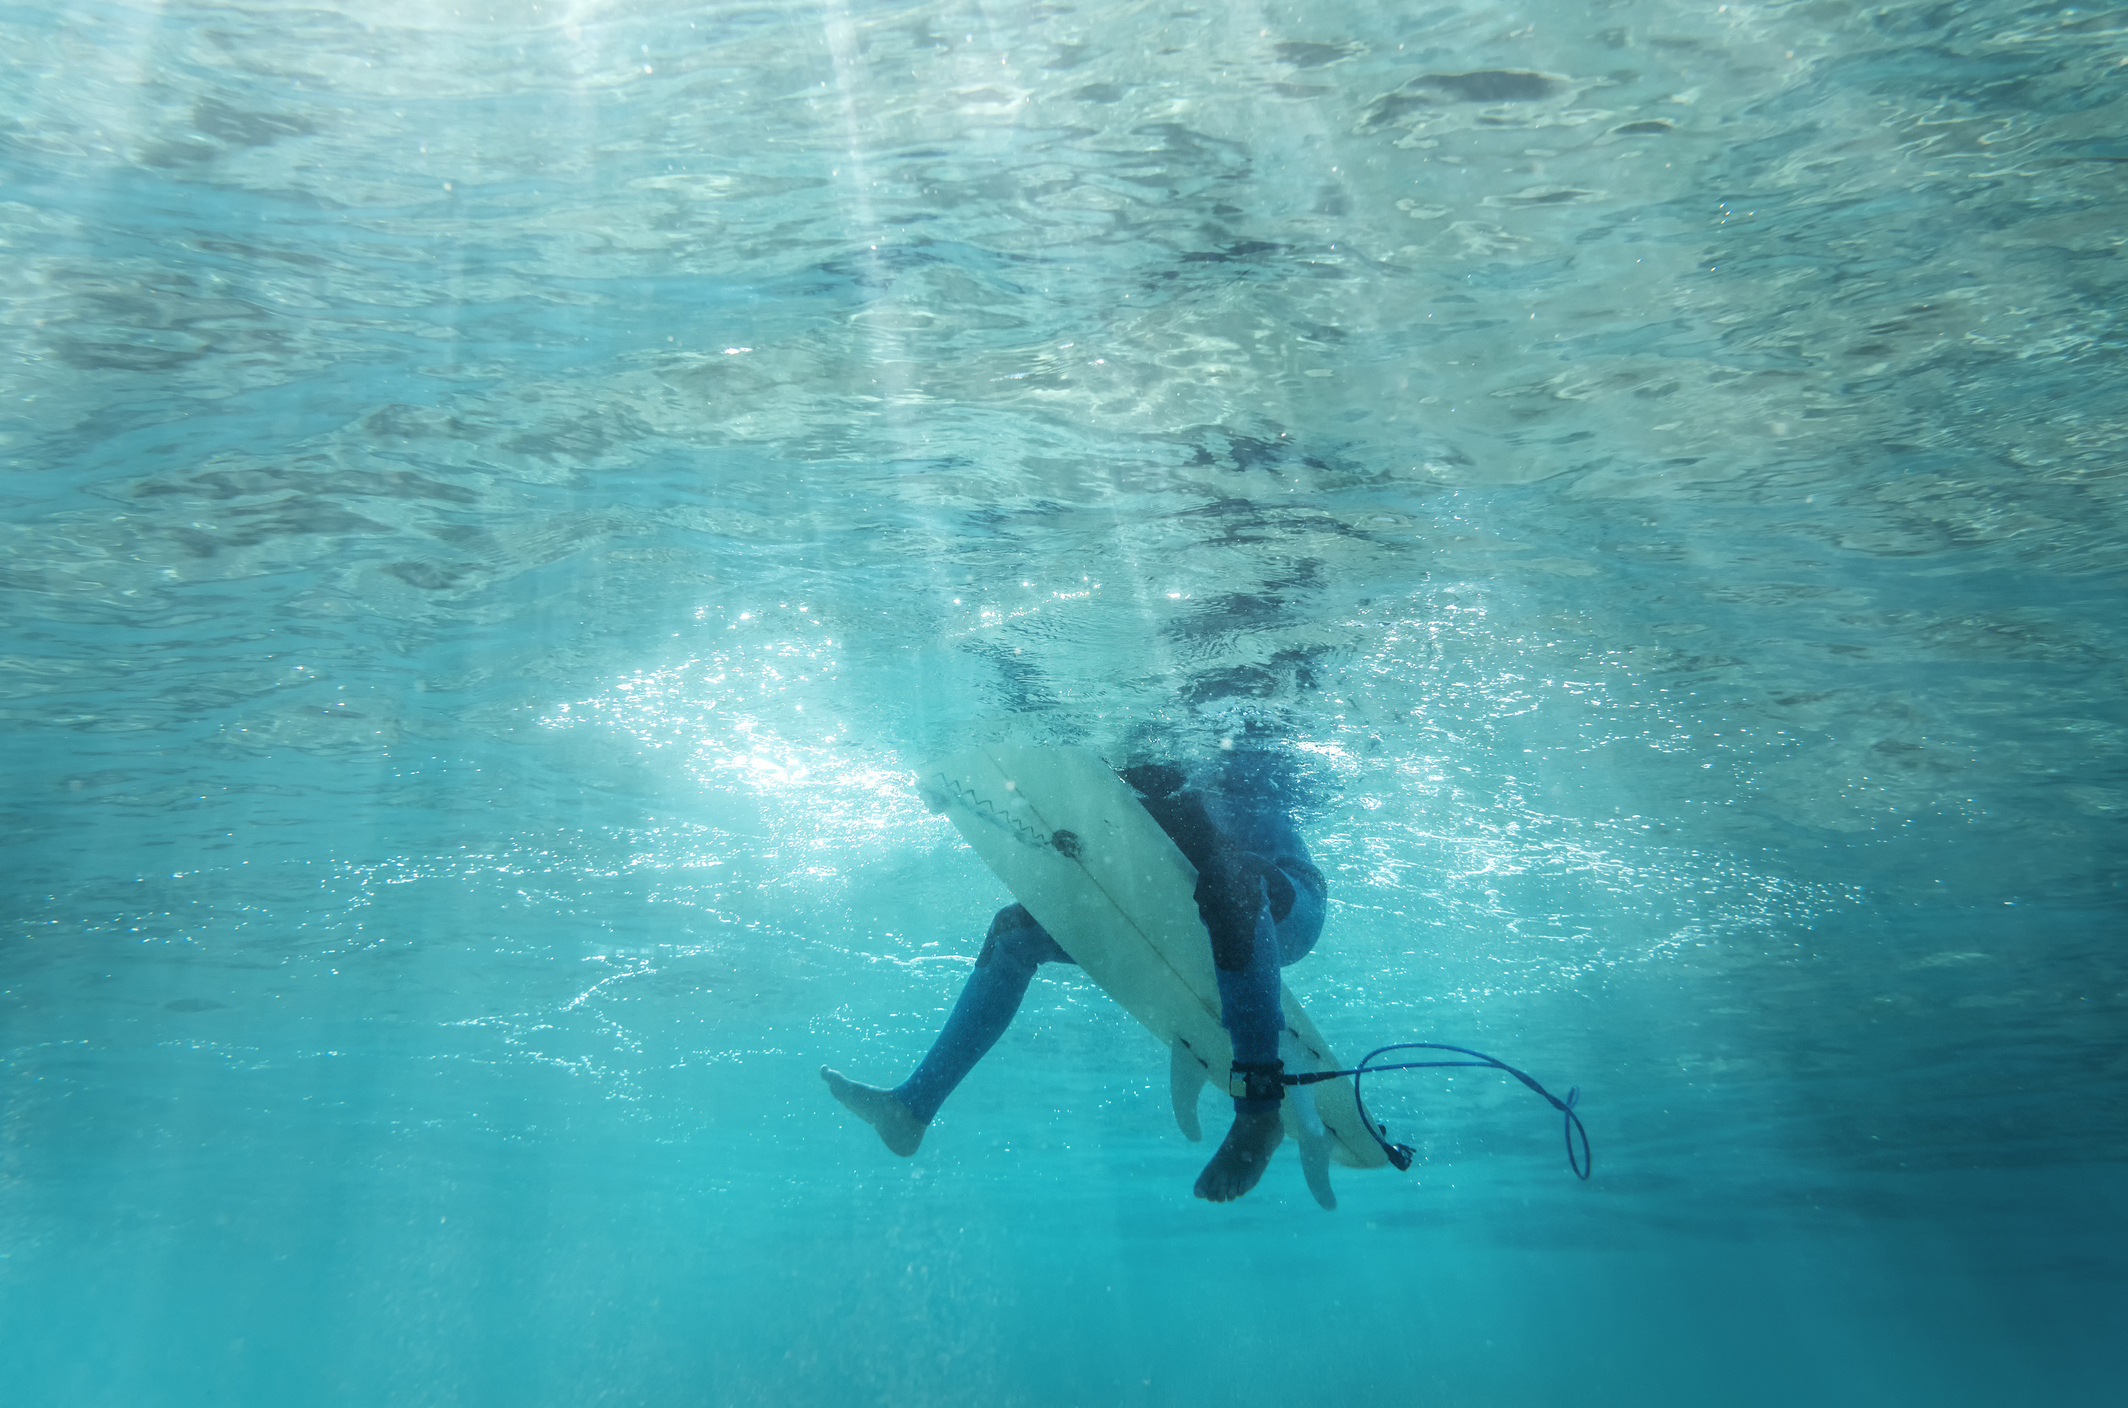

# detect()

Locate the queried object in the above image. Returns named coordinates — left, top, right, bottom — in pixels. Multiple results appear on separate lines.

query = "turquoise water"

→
left=4, top=1, right=2124, bottom=1403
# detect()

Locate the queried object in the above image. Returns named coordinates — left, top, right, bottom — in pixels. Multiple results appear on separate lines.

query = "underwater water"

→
left=4, top=0, right=2125, bottom=1403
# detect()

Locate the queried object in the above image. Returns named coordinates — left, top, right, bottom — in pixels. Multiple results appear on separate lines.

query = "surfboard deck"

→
left=916, top=744, right=1388, bottom=1202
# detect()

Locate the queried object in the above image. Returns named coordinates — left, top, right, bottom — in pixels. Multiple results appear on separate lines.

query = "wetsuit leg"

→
left=1214, top=897, right=1284, bottom=1074
left=1211, top=861, right=1327, bottom=1109
left=1139, top=788, right=1261, bottom=971
left=894, top=904, right=1071, bottom=1123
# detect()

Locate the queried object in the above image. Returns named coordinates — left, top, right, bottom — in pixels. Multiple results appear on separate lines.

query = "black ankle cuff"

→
left=1227, top=1060, right=1285, bottom=1104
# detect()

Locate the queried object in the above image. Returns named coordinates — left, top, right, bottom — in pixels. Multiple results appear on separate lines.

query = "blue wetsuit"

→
left=893, top=753, right=1326, bottom=1123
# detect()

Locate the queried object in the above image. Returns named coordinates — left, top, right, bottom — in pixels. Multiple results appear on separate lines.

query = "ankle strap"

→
left=1226, top=1060, right=1285, bottom=1103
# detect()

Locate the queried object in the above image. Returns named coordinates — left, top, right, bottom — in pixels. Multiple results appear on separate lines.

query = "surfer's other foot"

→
left=821, top=1066, right=926, bottom=1157
left=1194, top=1108, right=1284, bottom=1202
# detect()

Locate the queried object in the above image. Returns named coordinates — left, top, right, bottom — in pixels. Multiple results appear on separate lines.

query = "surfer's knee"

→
left=1272, top=868, right=1326, bottom=967
left=983, top=905, right=1038, bottom=965
left=984, top=904, right=1069, bottom=967
left=1119, top=761, right=1186, bottom=799
left=985, top=903, right=1035, bottom=939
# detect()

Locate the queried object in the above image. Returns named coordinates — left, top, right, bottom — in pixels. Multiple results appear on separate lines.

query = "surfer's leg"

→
left=1207, top=858, right=1325, bottom=1072
left=891, top=905, right=1069, bottom=1125
left=824, top=906, right=1066, bottom=1155
left=1214, top=902, right=1285, bottom=1066
left=1197, top=896, right=1287, bottom=1202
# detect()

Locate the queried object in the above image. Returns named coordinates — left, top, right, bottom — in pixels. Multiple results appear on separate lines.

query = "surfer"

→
left=822, top=747, right=1325, bottom=1203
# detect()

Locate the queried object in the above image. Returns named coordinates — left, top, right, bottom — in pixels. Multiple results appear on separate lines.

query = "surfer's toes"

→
left=821, top=1066, right=926, bottom=1157
left=1193, top=1109, right=1284, bottom=1203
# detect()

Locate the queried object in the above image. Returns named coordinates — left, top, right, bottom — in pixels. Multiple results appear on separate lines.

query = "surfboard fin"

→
left=1298, top=1131, right=1337, bottom=1211
left=1170, top=1040, right=1208, bottom=1142
left=1277, top=1029, right=1326, bottom=1140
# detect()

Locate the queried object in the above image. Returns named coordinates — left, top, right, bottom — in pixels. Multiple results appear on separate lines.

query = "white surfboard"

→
left=916, top=744, right=1388, bottom=1208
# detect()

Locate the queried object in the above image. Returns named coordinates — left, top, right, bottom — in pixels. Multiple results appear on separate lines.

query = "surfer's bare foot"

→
left=1193, top=1108, right=1284, bottom=1202
left=821, top=1066, right=926, bottom=1157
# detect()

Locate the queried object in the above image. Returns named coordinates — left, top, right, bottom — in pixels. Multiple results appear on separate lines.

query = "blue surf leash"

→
left=1283, top=1042, right=1592, bottom=1180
